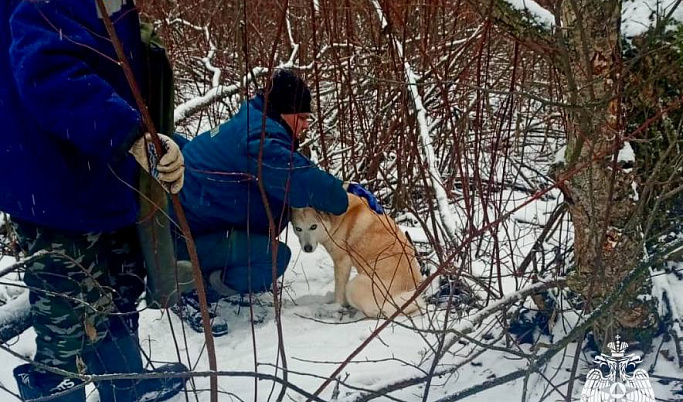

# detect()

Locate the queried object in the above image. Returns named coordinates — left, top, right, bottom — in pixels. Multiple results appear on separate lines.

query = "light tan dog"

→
left=291, top=193, right=424, bottom=318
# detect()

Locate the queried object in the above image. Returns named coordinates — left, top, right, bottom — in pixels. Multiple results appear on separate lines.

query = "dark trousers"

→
left=176, top=229, right=290, bottom=294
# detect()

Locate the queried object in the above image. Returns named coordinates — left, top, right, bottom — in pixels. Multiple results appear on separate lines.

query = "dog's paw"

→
left=321, top=302, right=345, bottom=312
left=310, top=302, right=345, bottom=319
left=322, top=303, right=359, bottom=321
left=322, top=291, right=337, bottom=304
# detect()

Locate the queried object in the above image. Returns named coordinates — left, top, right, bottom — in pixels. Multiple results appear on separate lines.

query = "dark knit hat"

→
left=266, top=69, right=312, bottom=114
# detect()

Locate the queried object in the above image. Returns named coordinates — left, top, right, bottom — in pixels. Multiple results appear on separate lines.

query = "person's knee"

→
left=221, top=243, right=290, bottom=293
left=276, top=242, right=291, bottom=276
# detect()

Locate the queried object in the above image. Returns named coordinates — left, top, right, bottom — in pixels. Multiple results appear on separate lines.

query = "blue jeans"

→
left=176, top=229, right=290, bottom=294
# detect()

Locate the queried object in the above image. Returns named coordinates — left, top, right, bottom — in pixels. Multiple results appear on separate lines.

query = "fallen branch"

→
left=433, top=237, right=683, bottom=401
left=349, top=334, right=492, bottom=401
left=437, top=278, right=566, bottom=359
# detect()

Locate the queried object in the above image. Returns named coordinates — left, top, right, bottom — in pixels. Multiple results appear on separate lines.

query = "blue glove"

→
left=346, top=182, right=384, bottom=214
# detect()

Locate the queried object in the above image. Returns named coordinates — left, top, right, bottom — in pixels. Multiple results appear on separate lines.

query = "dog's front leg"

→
left=333, top=256, right=352, bottom=305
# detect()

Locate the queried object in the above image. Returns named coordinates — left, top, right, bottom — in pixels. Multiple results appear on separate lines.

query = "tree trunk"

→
left=559, top=0, right=658, bottom=350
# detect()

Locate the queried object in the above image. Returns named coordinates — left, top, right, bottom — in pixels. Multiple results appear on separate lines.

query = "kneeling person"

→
left=173, top=69, right=350, bottom=335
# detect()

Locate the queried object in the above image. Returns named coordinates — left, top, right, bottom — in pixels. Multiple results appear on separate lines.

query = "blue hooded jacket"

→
left=0, top=0, right=146, bottom=232
left=179, top=95, right=349, bottom=235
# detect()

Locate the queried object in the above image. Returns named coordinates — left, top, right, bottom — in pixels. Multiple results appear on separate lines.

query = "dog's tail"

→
left=385, top=289, right=425, bottom=317
left=347, top=276, right=426, bottom=318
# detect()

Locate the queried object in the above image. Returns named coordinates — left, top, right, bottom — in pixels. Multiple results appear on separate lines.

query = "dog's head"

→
left=291, top=208, right=328, bottom=253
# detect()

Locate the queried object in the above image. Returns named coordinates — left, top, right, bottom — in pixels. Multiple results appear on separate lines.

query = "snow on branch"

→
left=465, top=0, right=556, bottom=46
left=172, top=9, right=310, bottom=124
left=370, top=0, right=459, bottom=243
left=503, top=0, right=555, bottom=27
left=442, top=278, right=566, bottom=346
left=173, top=66, right=270, bottom=124
left=170, top=7, right=357, bottom=125
left=166, top=18, right=220, bottom=87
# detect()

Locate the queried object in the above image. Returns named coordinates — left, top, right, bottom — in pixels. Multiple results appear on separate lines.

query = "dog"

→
left=291, top=193, right=424, bottom=318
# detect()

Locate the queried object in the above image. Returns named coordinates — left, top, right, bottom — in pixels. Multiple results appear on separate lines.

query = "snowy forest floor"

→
left=1, top=199, right=681, bottom=401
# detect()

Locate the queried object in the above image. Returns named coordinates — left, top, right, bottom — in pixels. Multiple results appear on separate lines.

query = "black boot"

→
left=13, top=363, right=85, bottom=402
left=84, top=333, right=188, bottom=401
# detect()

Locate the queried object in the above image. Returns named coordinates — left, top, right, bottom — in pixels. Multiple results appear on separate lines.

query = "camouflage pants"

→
left=12, top=219, right=146, bottom=373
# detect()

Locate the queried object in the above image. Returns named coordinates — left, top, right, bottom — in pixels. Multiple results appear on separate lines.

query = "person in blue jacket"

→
left=173, top=69, right=383, bottom=335
left=1, top=1, right=187, bottom=401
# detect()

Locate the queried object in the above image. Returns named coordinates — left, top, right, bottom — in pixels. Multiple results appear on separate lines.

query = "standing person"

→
left=1, top=1, right=187, bottom=401
left=173, top=69, right=383, bottom=335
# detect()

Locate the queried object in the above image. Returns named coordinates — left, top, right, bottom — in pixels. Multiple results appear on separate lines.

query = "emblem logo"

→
left=581, top=336, right=655, bottom=401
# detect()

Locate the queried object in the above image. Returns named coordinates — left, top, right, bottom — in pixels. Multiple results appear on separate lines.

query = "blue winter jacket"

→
left=0, top=0, right=146, bottom=232
left=179, top=95, right=349, bottom=235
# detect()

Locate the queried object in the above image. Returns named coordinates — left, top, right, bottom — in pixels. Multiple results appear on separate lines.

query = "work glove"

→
left=344, top=182, right=384, bottom=214
left=129, top=133, right=184, bottom=194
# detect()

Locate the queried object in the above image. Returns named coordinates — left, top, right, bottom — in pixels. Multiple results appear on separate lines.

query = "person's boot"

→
left=13, top=363, right=85, bottom=401
left=171, top=290, right=229, bottom=336
left=84, top=332, right=188, bottom=401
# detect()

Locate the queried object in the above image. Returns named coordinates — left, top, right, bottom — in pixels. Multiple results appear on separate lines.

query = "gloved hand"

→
left=344, top=182, right=384, bottom=214
left=129, top=133, right=184, bottom=194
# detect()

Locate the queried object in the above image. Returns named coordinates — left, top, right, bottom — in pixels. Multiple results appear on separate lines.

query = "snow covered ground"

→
left=1, top=217, right=681, bottom=401
left=0, top=129, right=681, bottom=400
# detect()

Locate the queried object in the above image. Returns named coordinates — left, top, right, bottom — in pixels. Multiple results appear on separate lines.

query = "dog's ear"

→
left=315, top=210, right=332, bottom=221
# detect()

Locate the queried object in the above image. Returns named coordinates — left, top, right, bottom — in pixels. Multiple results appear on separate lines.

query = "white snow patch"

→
left=631, top=180, right=640, bottom=202
left=618, top=141, right=635, bottom=163
left=0, top=291, right=29, bottom=331
left=622, top=0, right=683, bottom=37
left=553, top=144, right=567, bottom=165
left=504, top=0, right=555, bottom=27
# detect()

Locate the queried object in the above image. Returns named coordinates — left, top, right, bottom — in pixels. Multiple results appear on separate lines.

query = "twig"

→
left=370, top=0, right=459, bottom=244
left=252, top=1, right=292, bottom=401
left=349, top=341, right=491, bottom=402
left=515, top=203, right=567, bottom=276
left=0, top=250, right=48, bottom=280
left=564, top=329, right=585, bottom=401
left=92, top=2, right=218, bottom=401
